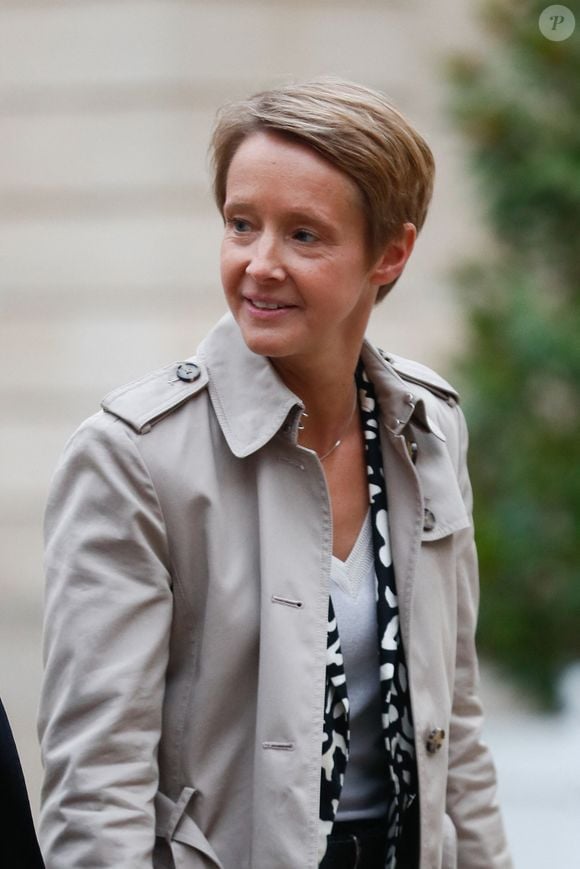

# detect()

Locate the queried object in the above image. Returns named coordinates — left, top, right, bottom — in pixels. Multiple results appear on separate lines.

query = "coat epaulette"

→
left=379, top=350, right=460, bottom=405
left=101, top=358, right=209, bottom=434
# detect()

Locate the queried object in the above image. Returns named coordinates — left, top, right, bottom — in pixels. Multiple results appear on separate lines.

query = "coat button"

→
left=176, top=362, right=201, bottom=383
left=423, top=507, right=436, bottom=532
left=426, top=728, right=445, bottom=754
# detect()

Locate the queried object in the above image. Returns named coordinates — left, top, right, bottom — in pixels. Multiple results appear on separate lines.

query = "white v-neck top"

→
left=331, top=510, right=389, bottom=821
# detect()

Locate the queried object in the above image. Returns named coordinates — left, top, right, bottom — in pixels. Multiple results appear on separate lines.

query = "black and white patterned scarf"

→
left=318, top=364, right=417, bottom=868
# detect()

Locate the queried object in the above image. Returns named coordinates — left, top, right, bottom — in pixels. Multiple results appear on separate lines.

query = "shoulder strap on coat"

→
left=101, top=357, right=209, bottom=434
left=379, top=350, right=460, bottom=405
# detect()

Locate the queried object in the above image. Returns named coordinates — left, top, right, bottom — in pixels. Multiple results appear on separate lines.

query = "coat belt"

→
left=155, top=787, right=223, bottom=867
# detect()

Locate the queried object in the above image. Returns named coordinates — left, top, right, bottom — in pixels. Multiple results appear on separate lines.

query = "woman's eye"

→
left=293, top=229, right=317, bottom=243
left=227, top=218, right=251, bottom=233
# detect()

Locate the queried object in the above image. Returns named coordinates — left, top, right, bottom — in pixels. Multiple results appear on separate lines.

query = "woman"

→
left=39, top=80, right=512, bottom=868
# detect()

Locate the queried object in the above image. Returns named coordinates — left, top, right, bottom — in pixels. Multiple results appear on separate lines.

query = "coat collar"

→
left=197, top=313, right=301, bottom=458
left=197, top=313, right=443, bottom=458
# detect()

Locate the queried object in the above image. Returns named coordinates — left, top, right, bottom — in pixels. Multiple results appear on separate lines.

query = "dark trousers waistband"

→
left=320, top=818, right=387, bottom=869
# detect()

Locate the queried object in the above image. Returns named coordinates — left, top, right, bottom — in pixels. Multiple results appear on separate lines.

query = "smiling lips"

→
left=245, top=297, right=296, bottom=312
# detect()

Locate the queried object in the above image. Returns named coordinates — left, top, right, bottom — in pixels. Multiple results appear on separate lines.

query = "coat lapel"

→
left=380, top=426, right=423, bottom=649
left=360, top=341, right=469, bottom=647
left=197, top=313, right=303, bottom=458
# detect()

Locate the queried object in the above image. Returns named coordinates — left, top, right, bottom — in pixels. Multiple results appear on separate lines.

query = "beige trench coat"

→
left=39, top=313, right=512, bottom=869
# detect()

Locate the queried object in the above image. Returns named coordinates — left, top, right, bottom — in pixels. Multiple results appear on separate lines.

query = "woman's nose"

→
left=245, top=234, right=286, bottom=282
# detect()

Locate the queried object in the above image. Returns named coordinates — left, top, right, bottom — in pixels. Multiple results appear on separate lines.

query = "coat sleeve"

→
left=38, top=411, right=173, bottom=868
left=445, top=403, right=513, bottom=868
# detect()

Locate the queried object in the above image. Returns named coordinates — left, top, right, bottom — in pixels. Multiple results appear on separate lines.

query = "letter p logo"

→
left=539, top=5, right=576, bottom=40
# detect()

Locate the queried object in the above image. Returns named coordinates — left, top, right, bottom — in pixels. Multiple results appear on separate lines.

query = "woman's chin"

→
left=236, top=322, right=300, bottom=360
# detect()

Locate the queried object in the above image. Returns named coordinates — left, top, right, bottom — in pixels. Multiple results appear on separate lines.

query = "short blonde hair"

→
left=210, top=78, right=435, bottom=301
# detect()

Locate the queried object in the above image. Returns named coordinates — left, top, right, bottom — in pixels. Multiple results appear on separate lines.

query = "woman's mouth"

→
left=251, top=299, right=288, bottom=310
left=244, top=297, right=296, bottom=317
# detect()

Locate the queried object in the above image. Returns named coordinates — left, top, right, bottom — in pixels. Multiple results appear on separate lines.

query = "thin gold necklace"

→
left=302, top=388, right=358, bottom=462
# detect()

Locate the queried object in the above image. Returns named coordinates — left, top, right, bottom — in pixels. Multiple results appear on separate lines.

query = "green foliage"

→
left=447, top=0, right=580, bottom=707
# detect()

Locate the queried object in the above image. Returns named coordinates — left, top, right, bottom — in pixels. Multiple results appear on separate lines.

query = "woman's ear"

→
left=370, top=222, right=417, bottom=286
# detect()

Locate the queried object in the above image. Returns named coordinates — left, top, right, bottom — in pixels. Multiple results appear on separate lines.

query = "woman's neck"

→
left=271, top=351, right=361, bottom=458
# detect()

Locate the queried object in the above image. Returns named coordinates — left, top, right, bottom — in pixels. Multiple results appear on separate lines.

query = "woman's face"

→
left=220, top=130, right=393, bottom=367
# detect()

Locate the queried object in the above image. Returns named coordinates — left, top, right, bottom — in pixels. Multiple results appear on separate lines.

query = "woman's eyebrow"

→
left=284, top=208, right=332, bottom=226
left=223, top=199, right=253, bottom=213
left=223, top=201, right=335, bottom=231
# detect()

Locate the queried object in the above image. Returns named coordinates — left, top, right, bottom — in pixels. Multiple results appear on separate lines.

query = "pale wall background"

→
left=1, top=1, right=578, bottom=866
